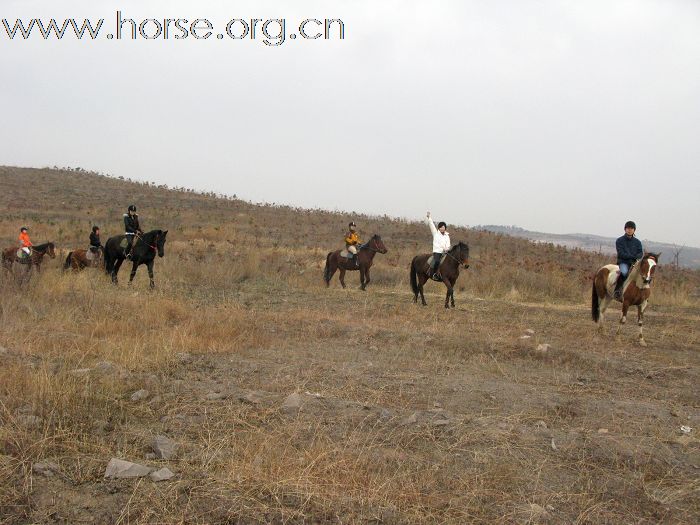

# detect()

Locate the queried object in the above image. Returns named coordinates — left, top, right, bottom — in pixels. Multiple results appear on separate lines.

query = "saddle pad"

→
left=340, top=250, right=352, bottom=258
left=16, top=249, right=28, bottom=259
left=119, top=238, right=128, bottom=249
left=86, top=250, right=94, bottom=261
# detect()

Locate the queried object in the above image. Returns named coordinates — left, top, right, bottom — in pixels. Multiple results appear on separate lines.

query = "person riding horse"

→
left=426, top=212, right=450, bottom=281
left=87, top=226, right=103, bottom=261
left=124, top=205, right=142, bottom=259
left=614, top=220, right=643, bottom=300
left=345, top=222, right=362, bottom=268
left=18, top=227, right=32, bottom=258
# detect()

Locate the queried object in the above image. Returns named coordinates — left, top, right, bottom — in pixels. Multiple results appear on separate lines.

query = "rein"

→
left=135, top=232, right=159, bottom=252
left=444, top=245, right=466, bottom=265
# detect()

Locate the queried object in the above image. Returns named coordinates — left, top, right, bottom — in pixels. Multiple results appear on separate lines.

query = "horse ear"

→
left=163, top=230, right=168, bottom=236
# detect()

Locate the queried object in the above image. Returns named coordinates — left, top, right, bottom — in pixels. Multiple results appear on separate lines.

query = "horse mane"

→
left=33, top=242, right=53, bottom=251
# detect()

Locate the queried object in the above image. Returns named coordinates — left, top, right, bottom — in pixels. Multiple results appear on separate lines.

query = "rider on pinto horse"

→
left=614, top=220, right=644, bottom=300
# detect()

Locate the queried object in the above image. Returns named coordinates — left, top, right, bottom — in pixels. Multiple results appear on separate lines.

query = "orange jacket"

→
left=19, top=231, right=32, bottom=248
left=345, top=231, right=361, bottom=246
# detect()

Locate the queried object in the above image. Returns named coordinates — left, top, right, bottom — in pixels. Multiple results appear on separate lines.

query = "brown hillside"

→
left=0, top=166, right=698, bottom=524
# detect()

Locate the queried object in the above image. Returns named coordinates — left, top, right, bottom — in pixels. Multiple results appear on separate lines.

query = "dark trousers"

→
left=432, top=252, right=443, bottom=273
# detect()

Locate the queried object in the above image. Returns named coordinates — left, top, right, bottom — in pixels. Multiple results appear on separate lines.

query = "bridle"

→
left=135, top=232, right=159, bottom=252
left=361, top=236, right=384, bottom=253
left=445, top=244, right=468, bottom=265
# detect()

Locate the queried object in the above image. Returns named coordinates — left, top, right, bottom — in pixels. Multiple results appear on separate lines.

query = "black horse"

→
left=104, top=230, right=168, bottom=288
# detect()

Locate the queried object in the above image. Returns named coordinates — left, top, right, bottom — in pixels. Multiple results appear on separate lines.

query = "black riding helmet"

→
left=624, top=220, right=636, bottom=230
left=20, top=226, right=28, bottom=232
left=349, top=221, right=356, bottom=229
left=128, top=205, right=136, bottom=212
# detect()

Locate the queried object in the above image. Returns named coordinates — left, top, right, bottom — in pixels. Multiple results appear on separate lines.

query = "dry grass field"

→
left=1, top=166, right=699, bottom=524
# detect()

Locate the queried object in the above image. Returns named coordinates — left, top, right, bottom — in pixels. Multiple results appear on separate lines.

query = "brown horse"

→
left=2, top=242, right=57, bottom=273
left=410, top=242, right=470, bottom=308
left=592, top=253, right=660, bottom=346
left=324, top=234, right=388, bottom=290
left=63, top=247, right=104, bottom=271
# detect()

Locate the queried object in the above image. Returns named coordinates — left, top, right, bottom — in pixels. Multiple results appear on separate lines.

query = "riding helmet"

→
left=349, top=221, right=356, bottom=228
left=128, top=205, right=136, bottom=212
left=20, top=226, right=28, bottom=232
left=624, top=220, right=636, bottom=230
left=437, top=221, right=447, bottom=229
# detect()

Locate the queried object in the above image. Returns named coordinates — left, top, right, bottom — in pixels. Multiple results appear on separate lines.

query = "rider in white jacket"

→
left=426, top=211, right=450, bottom=278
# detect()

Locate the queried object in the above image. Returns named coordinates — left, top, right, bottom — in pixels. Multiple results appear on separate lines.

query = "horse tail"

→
left=591, top=280, right=600, bottom=322
left=63, top=252, right=73, bottom=271
left=410, top=258, right=419, bottom=295
left=323, top=252, right=332, bottom=283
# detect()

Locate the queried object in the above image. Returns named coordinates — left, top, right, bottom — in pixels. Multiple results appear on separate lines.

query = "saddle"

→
left=16, top=249, right=29, bottom=259
left=340, top=249, right=352, bottom=259
left=86, top=248, right=96, bottom=261
left=425, top=255, right=445, bottom=280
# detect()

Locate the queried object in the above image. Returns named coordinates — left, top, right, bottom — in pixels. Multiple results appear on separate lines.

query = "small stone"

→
left=535, top=420, right=548, bottom=429
left=152, top=435, right=177, bottom=460
left=33, top=461, right=59, bottom=477
left=550, top=438, right=557, bottom=451
left=130, top=389, right=149, bottom=402
left=670, top=408, right=680, bottom=417
left=680, top=426, right=692, bottom=434
left=433, top=402, right=443, bottom=408
left=145, top=453, right=156, bottom=460
left=525, top=329, right=536, bottom=335
left=401, top=412, right=419, bottom=426
left=205, top=392, right=227, bottom=401
left=94, top=361, right=117, bottom=373
left=369, top=345, right=378, bottom=352
left=281, top=393, right=303, bottom=415
left=150, top=467, right=175, bottom=482
left=536, top=344, right=552, bottom=353
left=104, top=458, right=152, bottom=478
left=598, top=428, right=609, bottom=434
left=238, top=391, right=263, bottom=405
left=520, top=335, right=532, bottom=340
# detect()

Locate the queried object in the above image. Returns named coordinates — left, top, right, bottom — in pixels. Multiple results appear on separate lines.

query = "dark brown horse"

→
left=63, top=247, right=104, bottom=271
left=410, top=242, right=470, bottom=308
left=2, top=242, right=57, bottom=273
left=324, top=234, right=388, bottom=290
left=592, top=253, right=660, bottom=346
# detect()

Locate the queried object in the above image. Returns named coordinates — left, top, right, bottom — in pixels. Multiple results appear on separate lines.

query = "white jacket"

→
left=426, top=217, right=451, bottom=253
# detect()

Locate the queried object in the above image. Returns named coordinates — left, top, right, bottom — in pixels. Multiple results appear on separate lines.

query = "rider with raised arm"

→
left=426, top=211, right=450, bottom=280
left=614, top=220, right=644, bottom=300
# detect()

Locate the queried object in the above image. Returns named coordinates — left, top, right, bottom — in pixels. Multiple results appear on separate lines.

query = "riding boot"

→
left=354, top=254, right=359, bottom=268
left=613, top=274, right=624, bottom=300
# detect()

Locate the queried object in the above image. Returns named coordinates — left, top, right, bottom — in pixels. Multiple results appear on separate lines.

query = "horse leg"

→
left=616, top=301, right=630, bottom=336
left=339, top=269, right=346, bottom=289
left=418, top=275, right=427, bottom=306
left=147, top=260, right=155, bottom=289
left=638, top=300, right=648, bottom=347
left=112, top=258, right=123, bottom=284
left=442, top=278, right=453, bottom=309
left=597, top=295, right=612, bottom=332
left=129, top=261, right=139, bottom=285
left=365, top=267, right=371, bottom=289
left=325, top=259, right=337, bottom=287
left=359, top=266, right=366, bottom=291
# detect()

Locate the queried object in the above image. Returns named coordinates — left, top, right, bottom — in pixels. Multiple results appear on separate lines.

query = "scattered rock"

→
left=670, top=408, right=680, bottom=417
left=33, top=461, right=59, bottom=477
left=281, top=393, right=303, bottom=415
left=550, top=438, right=557, bottom=451
left=520, top=335, right=532, bottom=340
left=369, top=345, right=378, bottom=352
left=525, top=329, right=536, bottom=335
left=152, top=435, right=177, bottom=460
left=239, top=391, right=264, bottom=405
left=536, top=344, right=552, bottom=353
left=379, top=408, right=393, bottom=420
left=205, top=392, right=227, bottom=401
left=94, top=361, right=117, bottom=373
left=145, top=453, right=156, bottom=460
left=598, top=428, right=609, bottom=434
left=150, top=467, right=175, bottom=482
left=104, top=458, right=152, bottom=478
left=401, top=412, right=418, bottom=426
left=680, top=426, right=692, bottom=434
left=130, top=389, right=150, bottom=402
left=528, top=503, right=549, bottom=519
left=535, top=420, right=548, bottom=429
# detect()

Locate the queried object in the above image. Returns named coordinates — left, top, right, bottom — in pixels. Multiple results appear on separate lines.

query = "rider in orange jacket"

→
left=18, top=227, right=32, bottom=256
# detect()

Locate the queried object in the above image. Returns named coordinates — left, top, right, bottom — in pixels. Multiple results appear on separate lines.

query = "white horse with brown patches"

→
left=591, top=253, right=660, bottom=346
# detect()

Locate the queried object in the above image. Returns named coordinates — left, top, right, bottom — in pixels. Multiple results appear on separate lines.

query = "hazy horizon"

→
left=2, top=0, right=698, bottom=246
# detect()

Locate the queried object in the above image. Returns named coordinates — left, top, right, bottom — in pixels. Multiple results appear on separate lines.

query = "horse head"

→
left=451, top=242, right=470, bottom=269
left=639, top=253, right=660, bottom=286
left=156, top=230, right=168, bottom=258
left=368, top=234, right=388, bottom=254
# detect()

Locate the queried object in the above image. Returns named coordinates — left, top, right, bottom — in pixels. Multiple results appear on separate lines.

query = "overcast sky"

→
left=2, top=0, right=699, bottom=246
